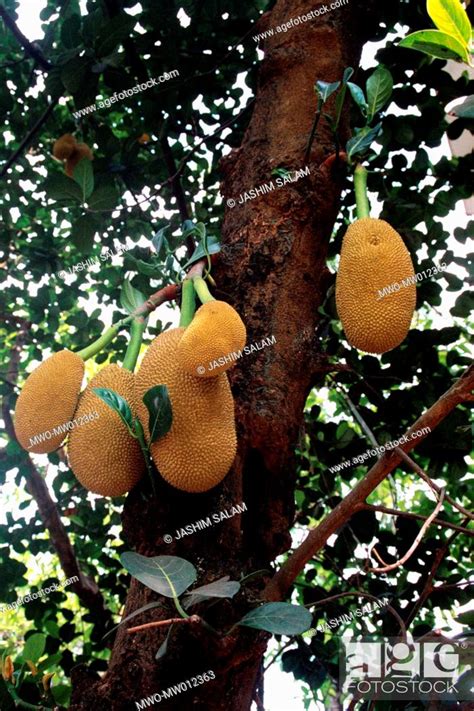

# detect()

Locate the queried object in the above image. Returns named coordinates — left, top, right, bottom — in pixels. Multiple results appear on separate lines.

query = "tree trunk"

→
left=70, top=1, right=379, bottom=708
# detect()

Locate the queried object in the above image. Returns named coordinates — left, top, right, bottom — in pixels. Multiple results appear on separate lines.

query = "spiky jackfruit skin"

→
left=335, top=218, right=416, bottom=354
left=177, top=301, right=247, bottom=378
left=135, top=328, right=237, bottom=493
left=68, top=365, right=145, bottom=497
left=52, top=134, right=77, bottom=160
left=65, top=143, right=93, bottom=177
left=14, top=351, right=84, bottom=454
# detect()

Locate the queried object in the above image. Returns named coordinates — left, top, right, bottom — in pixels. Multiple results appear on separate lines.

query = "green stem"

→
left=354, top=163, right=371, bottom=220
left=193, top=276, right=215, bottom=305
left=179, top=279, right=196, bottom=327
left=134, top=419, right=157, bottom=497
left=76, top=314, right=134, bottom=361
left=173, top=595, right=189, bottom=619
left=122, top=318, right=146, bottom=372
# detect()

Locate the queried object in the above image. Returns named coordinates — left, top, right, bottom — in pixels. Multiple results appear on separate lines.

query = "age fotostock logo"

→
left=340, top=638, right=472, bottom=701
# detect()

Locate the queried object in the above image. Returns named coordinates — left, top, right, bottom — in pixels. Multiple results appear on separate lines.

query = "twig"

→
left=263, top=637, right=295, bottom=672
left=127, top=614, right=201, bottom=634
left=264, top=364, right=474, bottom=602
left=160, top=134, right=195, bottom=259
left=395, top=447, right=474, bottom=521
left=0, top=100, right=57, bottom=178
left=360, top=503, right=473, bottom=537
left=305, top=591, right=407, bottom=640
left=367, top=490, right=445, bottom=573
left=0, top=7, right=51, bottom=70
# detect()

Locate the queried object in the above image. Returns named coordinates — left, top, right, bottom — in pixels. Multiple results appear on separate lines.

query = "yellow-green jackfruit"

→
left=14, top=351, right=84, bottom=454
left=177, top=300, right=246, bottom=378
left=67, top=365, right=145, bottom=497
left=335, top=218, right=416, bottom=354
left=135, top=328, right=237, bottom=492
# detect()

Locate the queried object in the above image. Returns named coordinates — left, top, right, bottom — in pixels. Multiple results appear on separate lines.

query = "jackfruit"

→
left=67, top=364, right=145, bottom=497
left=177, top=301, right=246, bottom=378
left=135, top=328, right=237, bottom=492
left=65, top=143, right=93, bottom=177
left=52, top=134, right=77, bottom=160
left=14, top=350, right=84, bottom=454
left=335, top=218, right=416, bottom=354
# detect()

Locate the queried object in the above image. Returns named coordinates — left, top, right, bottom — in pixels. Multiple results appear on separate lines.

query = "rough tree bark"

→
left=70, top=1, right=380, bottom=709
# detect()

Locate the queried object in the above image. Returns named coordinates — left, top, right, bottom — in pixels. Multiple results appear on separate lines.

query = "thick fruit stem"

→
left=76, top=323, right=123, bottom=361
left=354, top=163, right=370, bottom=220
left=193, top=276, right=215, bottom=305
left=179, top=278, right=196, bottom=327
left=122, top=318, right=146, bottom=372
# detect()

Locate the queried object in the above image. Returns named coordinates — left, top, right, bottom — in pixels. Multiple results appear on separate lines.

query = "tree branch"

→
left=127, top=614, right=201, bottom=634
left=0, top=100, right=57, bottom=178
left=160, top=134, right=195, bottom=259
left=366, top=490, right=445, bottom=573
left=0, top=7, right=51, bottom=70
left=360, top=503, right=473, bottom=537
left=264, top=364, right=474, bottom=601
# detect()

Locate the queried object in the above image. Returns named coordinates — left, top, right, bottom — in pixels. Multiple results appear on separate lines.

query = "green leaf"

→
left=142, top=385, right=173, bottom=444
left=120, top=552, right=197, bottom=598
left=93, top=388, right=135, bottom=433
left=72, top=158, right=94, bottom=200
left=43, top=174, right=83, bottom=203
left=315, top=80, right=340, bottom=102
left=182, top=235, right=221, bottom=270
left=183, top=577, right=240, bottom=607
left=152, top=226, right=168, bottom=256
left=23, top=633, right=46, bottom=664
left=346, top=123, right=382, bottom=160
left=347, top=82, right=368, bottom=116
left=87, top=184, right=119, bottom=211
left=95, top=15, right=135, bottom=56
left=427, top=0, right=472, bottom=45
left=399, top=30, right=470, bottom=63
left=450, top=96, right=474, bottom=119
left=120, top=280, right=147, bottom=314
left=342, top=67, right=354, bottom=83
left=238, top=602, right=312, bottom=635
left=60, top=57, right=89, bottom=94
left=366, top=65, right=393, bottom=121
left=60, top=14, right=81, bottom=49
left=71, top=214, right=97, bottom=253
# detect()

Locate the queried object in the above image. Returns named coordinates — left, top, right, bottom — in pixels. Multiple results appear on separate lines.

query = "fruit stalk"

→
left=354, top=163, right=370, bottom=220
left=122, top=317, right=146, bottom=372
left=179, top=279, right=196, bottom=328
left=193, top=276, right=215, bottom=305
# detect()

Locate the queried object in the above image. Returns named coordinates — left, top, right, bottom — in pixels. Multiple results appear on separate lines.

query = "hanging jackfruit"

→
left=135, top=328, right=237, bottom=492
left=14, top=350, right=84, bottom=454
left=177, top=301, right=246, bottom=378
left=67, top=365, right=145, bottom=497
left=335, top=218, right=416, bottom=354
left=52, top=134, right=77, bottom=160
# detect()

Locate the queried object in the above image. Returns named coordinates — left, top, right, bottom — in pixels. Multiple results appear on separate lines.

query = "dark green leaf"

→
left=184, top=577, right=241, bottom=607
left=120, top=280, right=147, bottom=314
left=95, top=15, right=135, bottom=57
left=71, top=214, right=97, bottom=253
left=143, top=385, right=173, bottom=444
left=450, top=96, right=474, bottom=119
left=346, top=123, right=382, bottom=160
left=44, top=174, right=83, bottom=203
left=155, top=625, right=173, bottom=660
left=347, top=82, right=368, bottom=116
left=93, top=388, right=135, bottom=432
left=182, top=235, right=221, bottom=270
left=152, top=226, right=168, bottom=255
left=120, top=552, right=197, bottom=598
left=61, top=15, right=81, bottom=49
left=72, top=158, right=94, bottom=200
left=238, top=602, right=312, bottom=635
left=88, top=184, right=119, bottom=211
left=366, top=65, right=393, bottom=121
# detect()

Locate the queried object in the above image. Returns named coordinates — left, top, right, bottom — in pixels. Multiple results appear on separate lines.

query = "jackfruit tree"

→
left=0, top=0, right=473, bottom=710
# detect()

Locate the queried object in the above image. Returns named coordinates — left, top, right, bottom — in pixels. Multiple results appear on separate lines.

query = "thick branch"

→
left=265, top=364, right=474, bottom=601
left=0, top=100, right=57, bottom=178
left=0, top=7, right=51, bottom=70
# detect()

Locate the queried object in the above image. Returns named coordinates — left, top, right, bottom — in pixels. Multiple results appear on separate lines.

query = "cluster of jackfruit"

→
left=52, top=134, right=93, bottom=177
left=14, top=352, right=145, bottom=496
left=335, top=218, right=416, bottom=354
left=14, top=299, right=246, bottom=496
left=135, top=300, right=246, bottom=492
